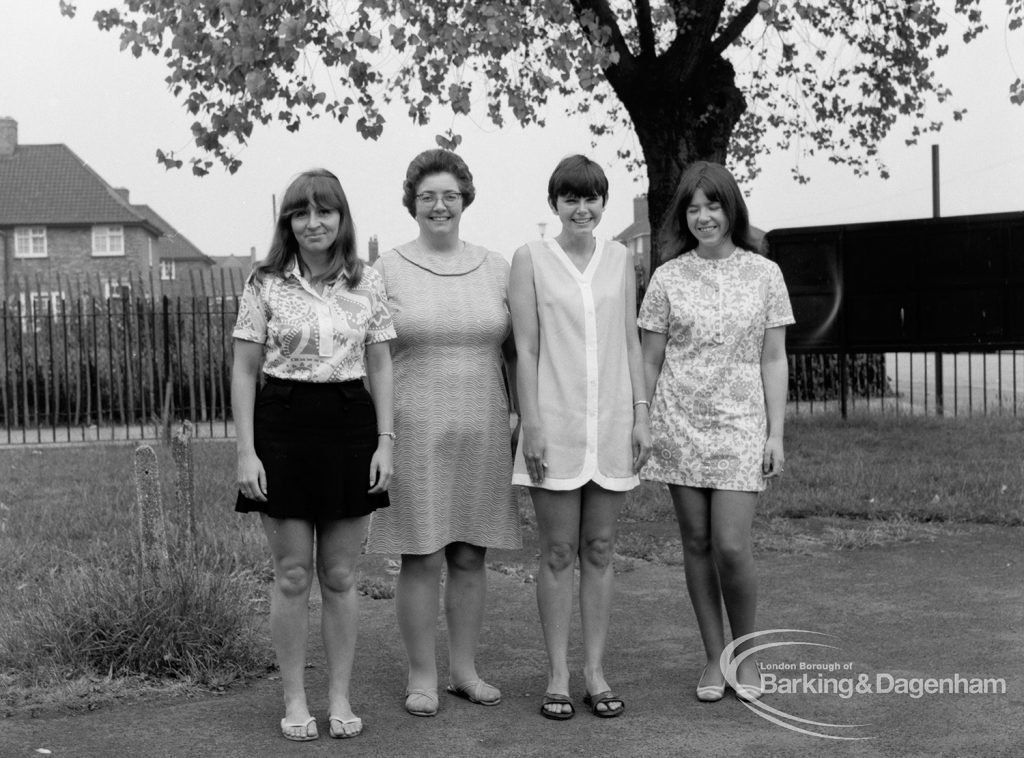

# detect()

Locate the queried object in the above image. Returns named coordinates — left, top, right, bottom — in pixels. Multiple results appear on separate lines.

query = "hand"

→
left=237, top=450, right=268, bottom=502
left=368, top=441, right=393, bottom=494
left=762, top=436, right=785, bottom=479
left=521, top=428, right=548, bottom=485
left=632, top=417, right=652, bottom=473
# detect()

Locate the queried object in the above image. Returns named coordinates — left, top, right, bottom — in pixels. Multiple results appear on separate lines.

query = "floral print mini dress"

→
left=637, top=249, right=794, bottom=492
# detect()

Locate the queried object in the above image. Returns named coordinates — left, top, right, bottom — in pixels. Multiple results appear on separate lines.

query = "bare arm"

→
left=760, top=326, right=789, bottom=477
left=624, top=261, right=651, bottom=471
left=508, top=244, right=545, bottom=484
left=231, top=338, right=267, bottom=501
left=365, top=340, right=394, bottom=493
left=640, top=329, right=668, bottom=406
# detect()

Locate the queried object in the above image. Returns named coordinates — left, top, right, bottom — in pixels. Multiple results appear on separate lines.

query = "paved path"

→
left=3, top=525, right=1022, bottom=758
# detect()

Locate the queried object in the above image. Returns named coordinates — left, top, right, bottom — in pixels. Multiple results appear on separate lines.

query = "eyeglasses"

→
left=415, top=192, right=463, bottom=206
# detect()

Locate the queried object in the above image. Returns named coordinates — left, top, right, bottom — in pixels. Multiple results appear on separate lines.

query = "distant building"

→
left=0, top=117, right=214, bottom=301
left=367, top=235, right=380, bottom=265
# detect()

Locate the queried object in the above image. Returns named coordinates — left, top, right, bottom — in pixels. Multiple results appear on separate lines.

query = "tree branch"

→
left=711, top=0, right=761, bottom=55
left=571, top=0, right=635, bottom=73
left=634, top=0, right=657, bottom=59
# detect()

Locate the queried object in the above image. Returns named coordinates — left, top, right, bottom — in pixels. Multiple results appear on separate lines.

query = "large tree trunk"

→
left=607, top=52, right=746, bottom=275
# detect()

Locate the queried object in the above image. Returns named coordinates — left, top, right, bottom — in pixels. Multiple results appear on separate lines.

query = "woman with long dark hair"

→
left=232, top=168, right=395, bottom=741
left=639, top=161, right=794, bottom=703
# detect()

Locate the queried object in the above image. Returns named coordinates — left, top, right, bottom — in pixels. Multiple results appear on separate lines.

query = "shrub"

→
left=0, top=557, right=269, bottom=686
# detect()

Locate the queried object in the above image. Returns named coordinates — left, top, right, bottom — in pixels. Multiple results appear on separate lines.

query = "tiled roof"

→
left=131, top=204, right=214, bottom=264
left=614, top=218, right=650, bottom=242
left=0, top=144, right=155, bottom=227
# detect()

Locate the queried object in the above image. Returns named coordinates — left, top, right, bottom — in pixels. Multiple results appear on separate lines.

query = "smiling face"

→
left=552, top=192, right=605, bottom=238
left=290, top=202, right=341, bottom=258
left=413, top=172, right=464, bottom=236
left=686, top=188, right=732, bottom=250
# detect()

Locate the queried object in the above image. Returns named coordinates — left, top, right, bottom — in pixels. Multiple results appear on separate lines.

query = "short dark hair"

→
left=254, top=169, right=362, bottom=288
left=401, top=149, right=476, bottom=217
left=658, top=161, right=757, bottom=261
left=547, top=154, right=609, bottom=207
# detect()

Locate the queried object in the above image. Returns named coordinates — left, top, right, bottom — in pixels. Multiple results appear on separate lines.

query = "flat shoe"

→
left=582, top=690, right=624, bottom=718
left=735, top=666, right=764, bottom=702
left=540, top=692, right=574, bottom=721
left=696, top=665, right=726, bottom=702
left=328, top=714, right=363, bottom=739
left=280, top=716, right=318, bottom=741
left=446, top=679, right=501, bottom=706
left=404, top=687, right=439, bottom=717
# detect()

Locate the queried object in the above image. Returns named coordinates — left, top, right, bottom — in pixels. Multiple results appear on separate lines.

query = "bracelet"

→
left=378, top=432, right=396, bottom=440
left=633, top=400, right=650, bottom=408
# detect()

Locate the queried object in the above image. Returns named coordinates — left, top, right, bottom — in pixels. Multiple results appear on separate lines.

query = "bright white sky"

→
left=2, top=0, right=1022, bottom=260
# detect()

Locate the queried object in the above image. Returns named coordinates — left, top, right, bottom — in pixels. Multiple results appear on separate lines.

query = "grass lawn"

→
left=1, top=413, right=1022, bottom=709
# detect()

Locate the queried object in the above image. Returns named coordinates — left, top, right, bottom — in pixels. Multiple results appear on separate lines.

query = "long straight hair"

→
left=658, top=161, right=758, bottom=262
left=254, top=169, right=362, bottom=288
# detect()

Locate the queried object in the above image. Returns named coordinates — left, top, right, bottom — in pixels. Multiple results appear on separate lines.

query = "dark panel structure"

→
left=765, top=211, right=1024, bottom=352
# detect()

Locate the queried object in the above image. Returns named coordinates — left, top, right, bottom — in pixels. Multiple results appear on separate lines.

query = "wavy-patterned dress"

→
left=366, top=243, right=522, bottom=555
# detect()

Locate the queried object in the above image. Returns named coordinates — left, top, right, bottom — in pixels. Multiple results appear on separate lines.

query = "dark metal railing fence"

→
left=1, top=272, right=243, bottom=444
left=787, top=349, right=1024, bottom=417
left=3, top=273, right=1023, bottom=444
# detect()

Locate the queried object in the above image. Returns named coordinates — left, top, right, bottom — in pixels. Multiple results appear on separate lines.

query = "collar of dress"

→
left=393, top=241, right=488, bottom=276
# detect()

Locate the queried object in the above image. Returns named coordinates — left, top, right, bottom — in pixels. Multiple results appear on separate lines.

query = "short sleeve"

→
left=637, top=267, right=670, bottom=333
left=764, top=262, right=796, bottom=329
left=232, top=276, right=268, bottom=344
left=363, top=268, right=396, bottom=344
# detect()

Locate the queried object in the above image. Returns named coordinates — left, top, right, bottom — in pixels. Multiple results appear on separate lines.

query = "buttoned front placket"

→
left=580, top=277, right=599, bottom=475
left=293, top=271, right=335, bottom=358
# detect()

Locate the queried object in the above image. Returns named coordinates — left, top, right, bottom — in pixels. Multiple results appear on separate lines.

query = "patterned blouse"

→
left=232, top=262, right=395, bottom=382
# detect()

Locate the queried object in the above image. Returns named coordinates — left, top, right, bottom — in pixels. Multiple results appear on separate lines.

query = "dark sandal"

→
left=541, top=692, right=575, bottom=721
left=583, top=690, right=624, bottom=718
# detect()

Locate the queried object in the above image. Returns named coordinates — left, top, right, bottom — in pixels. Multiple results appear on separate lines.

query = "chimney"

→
left=0, top=117, right=17, bottom=157
left=633, top=194, right=649, bottom=225
left=114, top=187, right=130, bottom=203
left=368, top=235, right=379, bottom=264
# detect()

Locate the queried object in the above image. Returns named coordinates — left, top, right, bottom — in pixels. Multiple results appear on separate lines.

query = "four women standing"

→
left=232, top=155, right=791, bottom=737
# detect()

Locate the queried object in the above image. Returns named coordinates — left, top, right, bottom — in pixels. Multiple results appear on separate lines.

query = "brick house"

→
left=0, top=117, right=214, bottom=303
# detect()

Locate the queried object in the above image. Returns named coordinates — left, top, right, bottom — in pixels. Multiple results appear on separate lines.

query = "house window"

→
left=159, top=260, right=176, bottom=280
left=14, top=227, right=47, bottom=258
left=103, top=280, right=132, bottom=302
left=17, top=291, right=64, bottom=331
left=92, top=225, right=125, bottom=257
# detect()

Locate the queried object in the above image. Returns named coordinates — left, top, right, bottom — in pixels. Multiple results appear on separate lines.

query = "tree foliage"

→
left=62, top=0, right=1020, bottom=254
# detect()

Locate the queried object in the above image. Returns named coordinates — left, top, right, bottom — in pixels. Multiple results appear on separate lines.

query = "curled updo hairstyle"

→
left=401, top=149, right=476, bottom=218
left=658, top=161, right=758, bottom=261
left=255, top=168, right=362, bottom=288
left=547, top=154, right=609, bottom=207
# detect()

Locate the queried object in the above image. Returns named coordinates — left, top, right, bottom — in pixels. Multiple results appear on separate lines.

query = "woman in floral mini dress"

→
left=638, top=161, right=794, bottom=704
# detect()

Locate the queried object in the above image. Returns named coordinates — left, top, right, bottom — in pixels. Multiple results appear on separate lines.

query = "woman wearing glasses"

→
left=367, top=149, right=520, bottom=717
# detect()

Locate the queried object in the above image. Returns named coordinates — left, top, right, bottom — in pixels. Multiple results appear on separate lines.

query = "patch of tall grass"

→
left=0, top=441, right=271, bottom=703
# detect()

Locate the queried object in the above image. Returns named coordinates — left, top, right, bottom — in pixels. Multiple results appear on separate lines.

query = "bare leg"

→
left=261, top=515, right=317, bottom=739
left=444, top=542, right=494, bottom=691
left=316, top=515, right=369, bottom=736
left=578, top=482, right=623, bottom=713
left=531, top=487, right=581, bottom=717
left=669, top=486, right=726, bottom=689
left=395, top=549, right=444, bottom=711
left=710, top=489, right=759, bottom=689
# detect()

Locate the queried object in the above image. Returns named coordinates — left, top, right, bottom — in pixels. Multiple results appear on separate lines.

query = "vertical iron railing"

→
left=0, top=270, right=246, bottom=443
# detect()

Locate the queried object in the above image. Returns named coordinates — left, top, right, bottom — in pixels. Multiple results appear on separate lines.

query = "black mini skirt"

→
left=235, top=377, right=390, bottom=521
